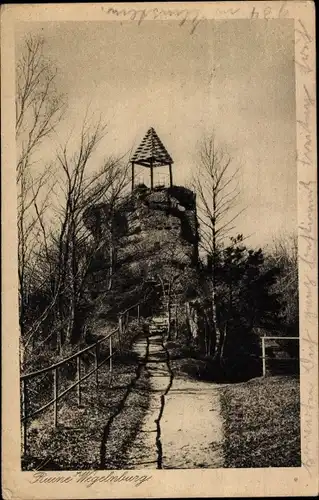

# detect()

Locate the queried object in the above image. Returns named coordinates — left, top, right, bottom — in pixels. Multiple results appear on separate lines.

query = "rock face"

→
left=117, top=184, right=199, bottom=271
left=83, top=184, right=199, bottom=320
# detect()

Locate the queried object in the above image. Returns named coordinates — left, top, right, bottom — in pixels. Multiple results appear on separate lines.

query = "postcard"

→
left=1, top=2, right=317, bottom=498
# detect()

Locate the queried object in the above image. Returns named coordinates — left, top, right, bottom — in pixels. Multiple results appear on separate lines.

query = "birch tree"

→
left=192, top=134, right=243, bottom=361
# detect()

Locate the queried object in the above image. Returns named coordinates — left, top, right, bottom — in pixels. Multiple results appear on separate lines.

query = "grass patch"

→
left=220, top=375, right=301, bottom=467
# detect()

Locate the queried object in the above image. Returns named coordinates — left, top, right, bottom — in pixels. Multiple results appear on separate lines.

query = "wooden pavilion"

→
left=130, top=127, right=174, bottom=191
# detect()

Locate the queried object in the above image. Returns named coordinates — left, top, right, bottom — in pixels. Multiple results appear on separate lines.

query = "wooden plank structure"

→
left=131, top=127, right=174, bottom=190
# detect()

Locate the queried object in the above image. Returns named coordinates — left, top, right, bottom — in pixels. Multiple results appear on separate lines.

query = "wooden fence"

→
left=20, top=303, right=141, bottom=455
left=261, top=336, right=299, bottom=376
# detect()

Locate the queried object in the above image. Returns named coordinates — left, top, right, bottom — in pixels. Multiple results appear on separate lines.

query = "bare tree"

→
left=26, top=115, right=129, bottom=352
left=16, top=35, right=130, bottom=361
left=16, top=36, right=65, bottom=172
left=16, top=35, right=66, bottom=362
left=192, top=134, right=244, bottom=361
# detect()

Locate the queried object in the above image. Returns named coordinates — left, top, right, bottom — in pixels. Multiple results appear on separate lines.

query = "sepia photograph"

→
left=15, top=15, right=302, bottom=471
left=1, top=2, right=317, bottom=498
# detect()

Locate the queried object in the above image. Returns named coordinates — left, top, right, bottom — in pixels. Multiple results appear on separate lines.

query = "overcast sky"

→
left=16, top=19, right=296, bottom=249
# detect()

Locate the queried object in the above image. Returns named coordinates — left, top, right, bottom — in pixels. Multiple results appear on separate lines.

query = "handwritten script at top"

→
left=101, top=6, right=205, bottom=34
left=101, top=2, right=289, bottom=35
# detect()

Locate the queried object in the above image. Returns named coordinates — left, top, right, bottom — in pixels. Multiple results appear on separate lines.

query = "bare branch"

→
left=192, top=133, right=244, bottom=254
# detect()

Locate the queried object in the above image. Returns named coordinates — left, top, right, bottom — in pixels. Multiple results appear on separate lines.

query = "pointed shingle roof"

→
left=131, top=127, right=173, bottom=167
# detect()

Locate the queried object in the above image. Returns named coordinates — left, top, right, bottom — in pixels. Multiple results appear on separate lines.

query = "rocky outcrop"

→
left=83, top=184, right=199, bottom=321
left=117, top=185, right=199, bottom=269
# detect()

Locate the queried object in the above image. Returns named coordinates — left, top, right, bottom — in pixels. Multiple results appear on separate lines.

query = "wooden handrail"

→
left=20, top=302, right=142, bottom=454
left=261, top=336, right=299, bottom=340
left=119, top=301, right=141, bottom=317
left=21, top=327, right=118, bottom=381
left=21, top=354, right=113, bottom=423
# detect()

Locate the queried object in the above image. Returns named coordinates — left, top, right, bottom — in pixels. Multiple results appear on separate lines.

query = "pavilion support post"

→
left=169, top=163, right=173, bottom=187
left=131, top=162, right=135, bottom=191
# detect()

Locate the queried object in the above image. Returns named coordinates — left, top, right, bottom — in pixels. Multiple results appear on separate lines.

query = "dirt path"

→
left=123, top=334, right=224, bottom=469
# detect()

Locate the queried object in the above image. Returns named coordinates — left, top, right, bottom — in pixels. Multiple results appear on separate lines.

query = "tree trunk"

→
left=202, top=313, right=209, bottom=355
left=211, top=280, right=222, bottom=360
left=108, top=219, right=115, bottom=291
left=204, top=322, right=208, bottom=356
left=57, top=327, right=63, bottom=354
left=108, top=242, right=114, bottom=291
left=220, top=324, right=227, bottom=361
left=167, top=293, right=172, bottom=340
left=218, top=275, right=232, bottom=363
left=221, top=277, right=232, bottom=362
left=202, top=308, right=215, bottom=356
left=65, top=295, right=75, bottom=345
left=174, top=303, right=178, bottom=340
left=215, top=325, right=225, bottom=361
left=65, top=222, right=76, bottom=345
left=185, top=301, right=192, bottom=342
left=20, top=340, right=25, bottom=370
left=19, top=296, right=26, bottom=338
left=211, top=197, right=222, bottom=362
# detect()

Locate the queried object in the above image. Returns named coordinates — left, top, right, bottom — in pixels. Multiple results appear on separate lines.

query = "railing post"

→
left=77, top=355, right=81, bottom=406
left=22, top=379, right=28, bottom=456
left=95, top=343, right=99, bottom=388
left=137, top=304, right=140, bottom=323
left=53, top=368, right=58, bottom=427
left=262, top=337, right=266, bottom=377
left=109, top=336, right=113, bottom=373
